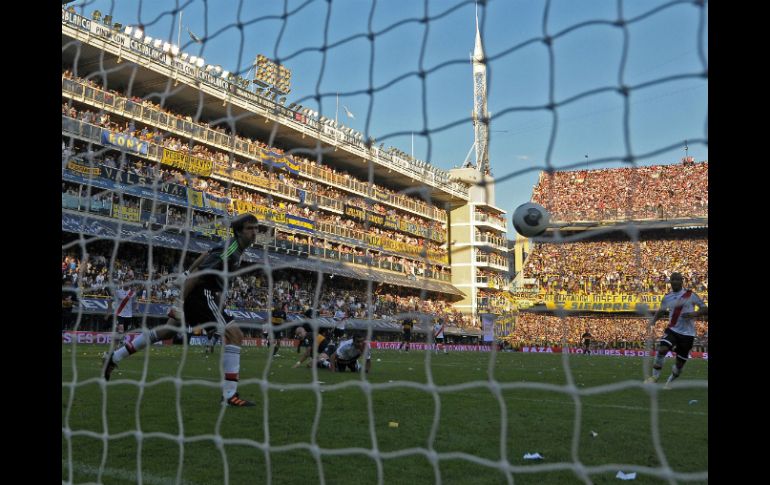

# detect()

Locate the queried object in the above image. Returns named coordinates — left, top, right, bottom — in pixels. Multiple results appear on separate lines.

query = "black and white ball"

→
left=512, top=202, right=550, bottom=237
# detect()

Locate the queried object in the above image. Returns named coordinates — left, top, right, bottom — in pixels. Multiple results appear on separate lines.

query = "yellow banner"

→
left=66, top=159, right=100, bottom=176
left=188, top=190, right=204, bottom=208
left=543, top=293, right=708, bottom=313
left=213, top=165, right=273, bottom=189
left=194, top=222, right=231, bottom=237
left=161, top=149, right=213, bottom=176
left=284, top=157, right=301, bottom=173
left=111, top=205, right=140, bottom=222
left=253, top=205, right=286, bottom=225
left=232, top=199, right=258, bottom=214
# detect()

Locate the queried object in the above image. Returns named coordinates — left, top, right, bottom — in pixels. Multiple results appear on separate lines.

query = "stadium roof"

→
left=62, top=211, right=464, bottom=297
left=546, top=217, right=708, bottom=234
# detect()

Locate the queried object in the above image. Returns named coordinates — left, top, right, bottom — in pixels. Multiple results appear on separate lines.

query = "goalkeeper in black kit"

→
left=103, top=214, right=265, bottom=407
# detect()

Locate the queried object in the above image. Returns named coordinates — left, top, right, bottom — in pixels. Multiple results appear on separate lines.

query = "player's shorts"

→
left=583, top=339, right=591, bottom=347
left=299, top=336, right=313, bottom=348
left=435, top=336, right=444, bottom=343
left=117, top=316, right=133, bottom=328
left=402, top=330, right=412, bottom=342
left=183, top=288, right=233, bottom=332
left=660, top=328, right=694, bottom=361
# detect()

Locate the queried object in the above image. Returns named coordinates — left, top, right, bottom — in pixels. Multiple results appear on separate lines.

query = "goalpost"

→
left=62, top=1, right=708, bottom=484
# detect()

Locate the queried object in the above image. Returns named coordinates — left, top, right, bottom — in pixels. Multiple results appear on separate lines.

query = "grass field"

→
left=62, top=344, right=708, bottom=484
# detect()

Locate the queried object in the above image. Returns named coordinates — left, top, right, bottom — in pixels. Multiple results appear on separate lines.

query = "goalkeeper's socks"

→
left=223, top=345, right=241, bottom=400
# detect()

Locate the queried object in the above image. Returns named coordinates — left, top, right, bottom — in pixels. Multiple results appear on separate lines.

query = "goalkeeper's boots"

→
left=103, top=352, right=118, bottom=381
left=223, top=393, right=256, bottom=407
left=644, top=376, right=658, bottom=384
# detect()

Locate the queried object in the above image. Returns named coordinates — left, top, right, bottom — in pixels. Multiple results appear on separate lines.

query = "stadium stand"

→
left=510, top=163, right=708, bottom=349
left=531, top=163, right=708, bottom=222
left=61, top=62, right=481, bottom=340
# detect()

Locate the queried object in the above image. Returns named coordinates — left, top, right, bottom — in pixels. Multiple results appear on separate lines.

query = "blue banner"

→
left=99, top=166, right=187, bottom=199
left=62, top=170, right=189, bottom=207
left=256, top=150, right=300, bottom=175
left=101, top=131, right=149, bottom=155
left=77, top=298, right=333, bottom=324
left=286, top=214, right=315, bottom=233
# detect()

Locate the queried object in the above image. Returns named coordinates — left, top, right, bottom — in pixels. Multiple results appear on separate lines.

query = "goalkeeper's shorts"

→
left=179, top=288, right=233, bottom=330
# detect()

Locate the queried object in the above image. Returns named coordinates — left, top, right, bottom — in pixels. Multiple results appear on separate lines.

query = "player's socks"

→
left=666, top=364, right=682, bottom=385
left=223, top=345, right=241, bottom=400
left=113, top=329, right=158, bottom=363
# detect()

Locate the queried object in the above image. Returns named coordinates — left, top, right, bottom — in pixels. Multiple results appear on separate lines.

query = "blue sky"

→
left=69, top=0, right=708, bottom=233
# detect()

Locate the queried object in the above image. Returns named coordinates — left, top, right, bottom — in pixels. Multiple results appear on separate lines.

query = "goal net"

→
left=62, top=1, right=708, bottom=483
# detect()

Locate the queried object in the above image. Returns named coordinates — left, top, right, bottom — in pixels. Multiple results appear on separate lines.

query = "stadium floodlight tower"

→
left=252, top=54, right=292, bottom=100
left=448, top=6, right=511, bottom=324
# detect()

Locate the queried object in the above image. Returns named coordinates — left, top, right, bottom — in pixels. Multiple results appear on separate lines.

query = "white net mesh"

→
left=62, top=1, right=708, bottom=483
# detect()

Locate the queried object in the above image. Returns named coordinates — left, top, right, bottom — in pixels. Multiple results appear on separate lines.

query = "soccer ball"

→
left=512, top=202, right=550, bottom=237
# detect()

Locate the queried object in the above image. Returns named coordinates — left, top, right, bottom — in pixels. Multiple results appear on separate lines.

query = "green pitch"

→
left=62, top=345, right=707, bottom=484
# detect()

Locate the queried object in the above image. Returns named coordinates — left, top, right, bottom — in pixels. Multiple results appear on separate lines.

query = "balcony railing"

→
left=474, top=234, right=507, bottom=248
left=62, top=116, right=449, bottom=261
left=473, top=213, right=507, bottom=231
left=475, top=253, right=509, bottom=270
left=62, top=76, right=455, bottom=221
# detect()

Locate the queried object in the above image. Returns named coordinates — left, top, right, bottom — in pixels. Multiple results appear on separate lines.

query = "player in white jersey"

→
left=106, top=285, right=136, bottom=345
left=433, top=318, right=448, bottom=354
left=330, top=334, right=372, bottom=373
left=645, top=272, right=708, bottom=388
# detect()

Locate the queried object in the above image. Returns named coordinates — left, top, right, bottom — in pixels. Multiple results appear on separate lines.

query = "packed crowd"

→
left=523, top=233, right=708, bottom=294
left=62, top=242, right=470, bottom=326
left=61, top=137, right=448, bottom=261
left=477, top=288, right=517, bottom=314
left=532, top=163, right=708, bottom=222
left=511, top=313, right=708, bottom=348
left=476, top=269, right=508, bottom=288
left=62, top=70, right=447, bottom=223
left=476, top=251, right=508, bottom=268
left=62, top=251, right=180, bottom=301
